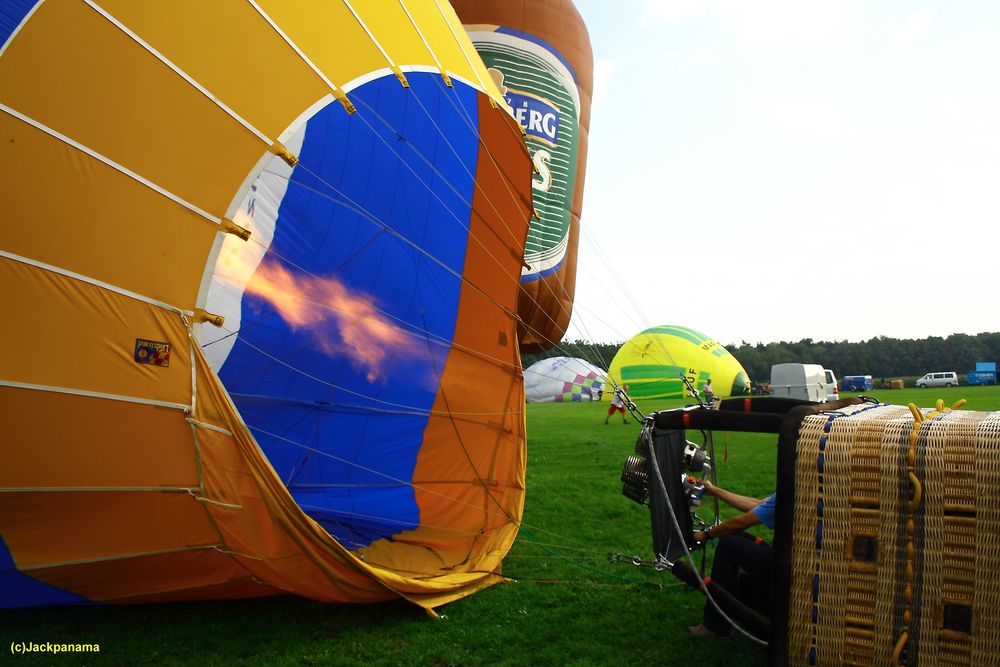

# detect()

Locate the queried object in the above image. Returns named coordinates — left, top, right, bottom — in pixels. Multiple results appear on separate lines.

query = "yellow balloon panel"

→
left=97, top=0, right=329, bottom=140
left=607, top=325, right=751, bottom=401
left=0, top=113, right=217, bottom=305
left=0, top=0, right=263, bottom=216
left=0, top=262, right=194, bottom=405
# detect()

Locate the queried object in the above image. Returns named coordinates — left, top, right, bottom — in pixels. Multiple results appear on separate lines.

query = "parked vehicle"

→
left=916, top=372, right=959, bottom=388
left=823, top=369, right=839, bottom=402
left=771, top=363, right=827, bottom=402
left=967, top=362, right=996, bottom=385
left=968, top=371, right=996, bottom=385
left=841, top=375, right=874, bottom=392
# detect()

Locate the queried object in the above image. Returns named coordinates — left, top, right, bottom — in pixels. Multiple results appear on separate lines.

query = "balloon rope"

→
left=515, top=527, right=668, bottom=586
left=83, top=0, right=597, bottom=367
left=317, top=105, right=575, bottom=345
left=246, top=0, right=355, bottom=113
left=434, top=77, right=680, bottom=388
left=430, top=0, right=491, bottom=93
left=348, top=98, right=586, bottom=363
left=430, top=79, right=586, bottom=340
left=358, top=85, right=527, bottom=253
left=267, top=120, right=604, bottom=370
left=429, top=77, right=652, bottom=370
left=356, top=76, right=630, bottom=370
left=230, top=337, right=515, bottom=417
left=226, top=163, right=535, bottom=378
left=82, top=0, right=272, bottom=146
left=248, top=424, right=618, bottom=560
left=282, top=153, right=577, bottom=366
left=645, top=425, right=768, bottom=646
left=574, top=222, right=650, bottom=339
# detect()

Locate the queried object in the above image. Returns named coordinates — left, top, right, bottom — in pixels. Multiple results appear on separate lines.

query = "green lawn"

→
left=4, top=386, right=999, bottom=665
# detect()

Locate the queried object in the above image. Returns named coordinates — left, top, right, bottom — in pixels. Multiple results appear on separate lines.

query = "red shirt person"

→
left=604, top=384, right=630, bottom=424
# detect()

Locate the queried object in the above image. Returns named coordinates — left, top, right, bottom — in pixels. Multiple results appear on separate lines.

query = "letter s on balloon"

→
left=532, top=149, right=552, bottom=192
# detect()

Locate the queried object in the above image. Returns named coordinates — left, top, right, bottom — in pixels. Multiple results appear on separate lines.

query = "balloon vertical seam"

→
left=0, top=104, right=220, bottom=225
left=397, top=0, right=453, bottom=87
left=430, top=0, right=491, bottom=95
left=0, top=249, right=190, bottom=318
left=0, top=379, right=191, bottom=413
left=341, top=0, right=409, bottom=88
left=245, top=0, right=356, bottom=114
left=81, top=0, right=273, bottom=146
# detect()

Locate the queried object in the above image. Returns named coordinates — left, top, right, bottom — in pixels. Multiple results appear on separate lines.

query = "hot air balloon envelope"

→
left=524, top=357, right=606, bottom=403
left=453, top=0, right=593, bottom=351
left=607, top=326, right=751, bottom=401
left=0, top=0, right=533, bottom=612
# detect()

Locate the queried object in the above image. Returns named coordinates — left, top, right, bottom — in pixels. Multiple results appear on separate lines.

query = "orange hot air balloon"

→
left=452, top=0, right=593, bottom=352
left=0, top=1, right=533, bottom=612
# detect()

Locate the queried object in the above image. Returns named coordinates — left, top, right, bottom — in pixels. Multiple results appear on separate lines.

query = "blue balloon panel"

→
left=218, top=73, right=481, bottom=548
left=0, top=536, right=91, bottom=609
left=0, top=0, right=36, bottom=51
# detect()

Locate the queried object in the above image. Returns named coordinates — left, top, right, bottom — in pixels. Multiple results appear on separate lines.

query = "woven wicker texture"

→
left=789, top=414, right=822, bottom=659
left=972, top=412, right=1000, bottom=661
left=786, top=403, right=998, bottom=666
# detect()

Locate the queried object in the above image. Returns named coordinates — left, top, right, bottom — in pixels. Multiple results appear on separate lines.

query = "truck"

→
left=967, top=362, right=997, bottom=385
left=840, top=375, right=874, bottom=392
left=770, top=363, right=829, bottom=402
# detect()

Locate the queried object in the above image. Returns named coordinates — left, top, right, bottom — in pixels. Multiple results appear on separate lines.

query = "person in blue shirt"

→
left=688, top=480, right=776, bottom=638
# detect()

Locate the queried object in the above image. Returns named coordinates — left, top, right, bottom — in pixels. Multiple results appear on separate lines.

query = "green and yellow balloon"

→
left=607, top=326, right=751, bottom=401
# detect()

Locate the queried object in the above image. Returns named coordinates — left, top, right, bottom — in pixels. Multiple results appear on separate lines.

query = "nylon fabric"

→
left=0, top=536, right=90, bottom=609
left=216, top=73, right=480, bottom=549
left=0, top=0, right=35, bottom=51
left=0, top=111, right=218, bottom=306
left=0, top=1, right=532, bottom=612
left=0, top=0, right=264, bottom=216
left=0, top=261, right=194, bottom=405
left=452, top=0, right=592, bottom=351
left=95, top=0, right=329, bottom=141
left=607, top=325, right=752, bottom=401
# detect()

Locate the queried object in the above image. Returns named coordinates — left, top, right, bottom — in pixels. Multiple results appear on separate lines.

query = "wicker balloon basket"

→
left=784, top=401, right=1000, bottom=666
left=627, top=397, right=1000, bottom=666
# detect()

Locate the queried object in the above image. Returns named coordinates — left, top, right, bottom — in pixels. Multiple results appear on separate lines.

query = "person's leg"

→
left=733, top=537, right=774, bottom=618
left=698, top=535, right=772, bottom=636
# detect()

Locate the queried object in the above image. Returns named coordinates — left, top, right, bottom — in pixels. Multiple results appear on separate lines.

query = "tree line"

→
left=726, top=333, right=1000, bottom=382
left=522, top=332, right=1000, bottom=383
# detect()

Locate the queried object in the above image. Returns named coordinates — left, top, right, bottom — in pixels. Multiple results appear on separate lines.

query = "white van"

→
left=823, top=369, right=839, bottom=402
left=916, top=372, right=959, bottom=388
left=771, top=363, right=828, bottom=402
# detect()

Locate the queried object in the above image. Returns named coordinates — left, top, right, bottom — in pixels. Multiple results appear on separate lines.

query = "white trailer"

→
left=771, top=363, right=828, bottom=402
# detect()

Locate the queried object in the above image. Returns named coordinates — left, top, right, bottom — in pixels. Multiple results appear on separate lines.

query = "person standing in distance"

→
left=604, top=384, right=630, bottom=424
left=702, top=378, right=714, bottom=409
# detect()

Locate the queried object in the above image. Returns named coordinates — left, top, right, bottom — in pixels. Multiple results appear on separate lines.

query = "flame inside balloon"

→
left=216, top=213, right=416, bottom=383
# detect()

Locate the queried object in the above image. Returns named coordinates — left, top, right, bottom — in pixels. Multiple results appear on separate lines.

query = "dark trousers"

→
left=703, top=534, right=773, bottom=634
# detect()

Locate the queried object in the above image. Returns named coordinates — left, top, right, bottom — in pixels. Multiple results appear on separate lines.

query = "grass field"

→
left=4, top=385, right=1000, bottom=666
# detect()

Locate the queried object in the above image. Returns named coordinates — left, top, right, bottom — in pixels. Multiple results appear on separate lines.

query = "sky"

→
left=564, top=0, right=999, bottom=346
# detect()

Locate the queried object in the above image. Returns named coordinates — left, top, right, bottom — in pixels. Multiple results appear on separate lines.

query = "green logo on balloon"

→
left=469, top=31, right=581, bottom=281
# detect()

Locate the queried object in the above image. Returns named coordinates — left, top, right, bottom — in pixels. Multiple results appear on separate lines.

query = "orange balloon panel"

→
left=452, top=0, right=594, bottom=351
